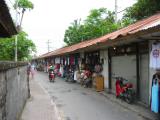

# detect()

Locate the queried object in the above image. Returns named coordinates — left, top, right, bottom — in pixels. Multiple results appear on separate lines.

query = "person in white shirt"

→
left=30, top=63, right=36, bottom=79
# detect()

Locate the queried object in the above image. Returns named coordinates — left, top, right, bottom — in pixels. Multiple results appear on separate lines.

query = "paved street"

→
left=34, top=72, right=157, bottom=120
left=20, top=74, right=58, bottom=120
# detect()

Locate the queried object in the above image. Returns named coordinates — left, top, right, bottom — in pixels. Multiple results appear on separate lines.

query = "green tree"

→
left=120, top=17, right=135, bottom=27
left=0, top=31, right=36, bottom=61
left=14, top=0, right=34, bottom=27
left=124, top=0, right=160, bottom=21
left=64, top=19, right=82, bottom=45
left=12, top=0, right=34, bottom=61
left=84, top=8, right=120, bottom=38
left=64, top=8, right=120, bottom=46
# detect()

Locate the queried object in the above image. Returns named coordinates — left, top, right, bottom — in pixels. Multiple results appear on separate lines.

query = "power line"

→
left=115, top=0, right=118, bottom=22
left=6, top=0, right=15, bottom=11
left=7, top=0, right=20, bottom=13
left=7, top=0, right=14, bottom=6
left=117, top=8, right=128, bottom=14
left=114, top=0, right=128, bottom=21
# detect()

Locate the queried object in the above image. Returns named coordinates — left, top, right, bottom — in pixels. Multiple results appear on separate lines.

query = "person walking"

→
left=27, top=63, right=31, bottom=76
left=30, top=63, right=36, bottom=79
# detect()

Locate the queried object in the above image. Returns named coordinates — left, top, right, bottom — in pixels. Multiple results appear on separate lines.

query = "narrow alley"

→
left=21, top=72, right=159, bottom=120
left=2, top=1, right=160, bottom=120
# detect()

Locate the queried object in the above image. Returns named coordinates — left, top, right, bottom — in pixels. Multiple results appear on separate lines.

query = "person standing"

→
left=30, top=63, right=36, bottom=79
left=27, top=62, right=31, bottom=97
left=27, top=63, right=31, bottom=76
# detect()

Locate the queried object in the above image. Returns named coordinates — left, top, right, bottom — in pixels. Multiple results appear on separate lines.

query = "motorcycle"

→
left=115, top=77, right=135, bottom=104
left=49, top=70, right=55, bottom=82
left=66, top=69, right=75, bottom=82
left=65, top=65, right=75, bottom=83
left=80, top=70, right=92, bottom=88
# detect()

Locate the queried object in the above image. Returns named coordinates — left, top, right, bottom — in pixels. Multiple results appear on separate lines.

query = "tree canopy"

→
left=14, top=0, right=34, bottom=27
left=0, top=31, right=36, bottom=61
left=15, top=0, right=34, bottom=9
left=124, top=0, right=160, bottom=21
left=64, top=8, right=121, bottom=46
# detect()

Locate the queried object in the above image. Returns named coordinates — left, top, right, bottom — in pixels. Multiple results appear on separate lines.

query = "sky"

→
left=20, top=0, right=137, bottom=56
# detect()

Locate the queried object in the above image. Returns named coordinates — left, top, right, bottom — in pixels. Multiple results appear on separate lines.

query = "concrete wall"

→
left=100, top=50, right=109, bottom=89
left=0, top=71, right=7, bottom=120
left=0, top=63, right=29, bottom=120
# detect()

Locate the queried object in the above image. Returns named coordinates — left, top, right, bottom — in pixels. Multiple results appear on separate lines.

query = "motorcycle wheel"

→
left=125, top=89, right=134, bottom=104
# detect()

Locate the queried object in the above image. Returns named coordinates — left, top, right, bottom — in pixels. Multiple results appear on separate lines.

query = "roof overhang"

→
left=35, top=13, right=160, bottom=59
left=76, top=24, right=160, bottom=52
left=0, top=0, right=18, bottom=37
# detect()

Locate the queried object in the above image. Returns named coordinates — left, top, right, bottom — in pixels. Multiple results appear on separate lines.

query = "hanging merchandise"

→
left=75, top=54, right=79, bottom=65
left=55, top=57, right=60, bottom=64
left=63, top=57, right=65, bottom=65
left=64, top=57, right=67, bottom=65
left=94, top=64, right=102, bottom=73
left=59, top=64, right=64, bottom=77
left=70, top=55, right=74, bottom=65
left=151, top=75, right=159, bottom=113
left=67, top=56, right=70, bottom=65
left=150, top=43, right=160, bottom=69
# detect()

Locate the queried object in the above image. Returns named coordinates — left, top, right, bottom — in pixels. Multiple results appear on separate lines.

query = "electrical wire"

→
left=117, top=8, right=128, bottom=14
left=7, top=0, right=14, bottom=7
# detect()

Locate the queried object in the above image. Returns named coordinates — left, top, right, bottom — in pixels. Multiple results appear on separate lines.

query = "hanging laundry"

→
left=70, top=55, right=74, bottom=65
left=150, top=43, right=160, bottom=69
left=55, top=57, right=60, bottom=64
left=59, top=64, right=64, bottom=77
left=151, top=76, right=159, bottom=113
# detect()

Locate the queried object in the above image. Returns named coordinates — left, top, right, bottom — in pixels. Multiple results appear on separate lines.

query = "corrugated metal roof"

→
left=39, top=13, right=160, bottom=59
left=0, top=0, right=18, bottom=37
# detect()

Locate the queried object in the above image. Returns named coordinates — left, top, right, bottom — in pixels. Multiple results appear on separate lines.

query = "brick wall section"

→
left=0, top=62, right=29, bottom=120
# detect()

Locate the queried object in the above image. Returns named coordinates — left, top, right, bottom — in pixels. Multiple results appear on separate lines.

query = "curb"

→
left=100, top=92, right=159, bottom=120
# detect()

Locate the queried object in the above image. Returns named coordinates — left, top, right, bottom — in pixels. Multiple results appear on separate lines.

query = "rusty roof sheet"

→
left=40, top=13, right=160, bottom=59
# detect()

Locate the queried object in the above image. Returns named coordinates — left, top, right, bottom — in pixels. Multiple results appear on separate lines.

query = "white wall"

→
left=100, top=50, right=109, bottom=89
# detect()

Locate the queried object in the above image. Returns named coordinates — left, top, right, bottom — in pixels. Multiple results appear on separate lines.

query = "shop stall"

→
left=150, top=41, right=160, bottom=113
left=109, top=42, right=150, bottom=105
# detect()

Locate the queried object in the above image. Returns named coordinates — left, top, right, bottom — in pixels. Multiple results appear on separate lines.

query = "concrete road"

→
left=35, top=72, right=150, bottom=120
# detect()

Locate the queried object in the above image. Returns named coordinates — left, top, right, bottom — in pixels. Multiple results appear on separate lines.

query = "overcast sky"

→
left=21, top=0, right=137, bottom=55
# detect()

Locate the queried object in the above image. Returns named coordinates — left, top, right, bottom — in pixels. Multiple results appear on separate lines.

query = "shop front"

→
left=149, top=40, right=160, bottom=113
left=108, top=42, right=150, bottom=105
left=84, top=51, right=100, bottom=71
left=109, top=45, right=137, bottom=93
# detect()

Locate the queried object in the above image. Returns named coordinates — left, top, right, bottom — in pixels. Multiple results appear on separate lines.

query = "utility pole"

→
left=115, top=0, right=118, bottom=23
left=15, top=34, right=18, bottom=61
left=15, top=0, right=19, bottom=62
left=46, top=40, right=52, bottom=52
